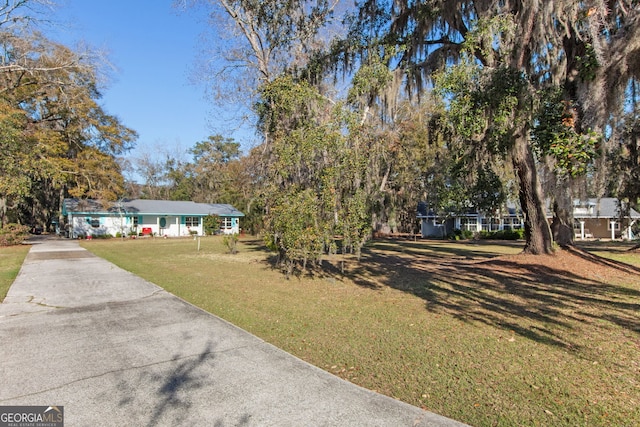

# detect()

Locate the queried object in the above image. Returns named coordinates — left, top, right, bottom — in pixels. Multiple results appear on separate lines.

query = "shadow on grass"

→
left=239, top=238, right=269, bottom=253
left=371, top=239, right=522, bottom=260
left=330, top=239, right=640, bottom=351
left=569, top=244, right=640, bottom=274
left=243, top=238, right=339, bottom=280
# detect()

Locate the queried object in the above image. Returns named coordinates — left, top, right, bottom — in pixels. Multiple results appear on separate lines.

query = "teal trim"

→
left=138, top=215, right=143, bottom=224
left=181, top=216, right=186, bottom=225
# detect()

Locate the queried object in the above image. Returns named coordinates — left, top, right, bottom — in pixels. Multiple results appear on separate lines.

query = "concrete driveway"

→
left=0, top=237, right=468, bottom=426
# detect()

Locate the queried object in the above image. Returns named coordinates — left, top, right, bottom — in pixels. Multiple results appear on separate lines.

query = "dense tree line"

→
left=177, top=0, right=639, bottom=268
left=0, top=1, right=137, bottom=230
left=4, top=1, right=638, bottom=269
left=126, top=134, right=264, bottom=234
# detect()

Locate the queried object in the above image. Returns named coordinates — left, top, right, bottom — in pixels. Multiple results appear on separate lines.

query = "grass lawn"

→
left=82, top=236, right=640, bottom=427
left=575, top=240, right=640, bottom=267
left=0, top=244, right=30, bottom=302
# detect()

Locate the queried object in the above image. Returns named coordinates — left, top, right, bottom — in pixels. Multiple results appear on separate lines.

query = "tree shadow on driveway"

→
left=114, top=339, right=251, bottom=427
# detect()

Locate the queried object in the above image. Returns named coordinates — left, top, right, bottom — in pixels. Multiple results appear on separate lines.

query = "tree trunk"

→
left=512, top=134, right=554, bottom=254
left=550, top=184, right=575, bottom=247
left=0, top=197, right=6, bottom=228
left=58, top=186, right=67, bottom=236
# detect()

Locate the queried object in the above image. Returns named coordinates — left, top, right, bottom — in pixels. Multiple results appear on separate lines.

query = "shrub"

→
left=449, top=229, right=475, bottom=240
left=223, top=233, right=239, bottom=254
left=0, top=223, right=30, bottom=246
left=203, top=215, right=221, bottom=235
left=478, top=229, right=524, bottom=240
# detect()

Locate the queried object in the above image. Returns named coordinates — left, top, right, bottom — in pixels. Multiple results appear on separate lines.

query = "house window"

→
left=87, top=217, right=100, bottom=228
left=185, top=216, right=199, bottom=227
left=607, top=221, right=620, bottom=231
left=482, top=217, right=502, bottom=231
left=503, top=217, right=522, bottom=230
left=221, top=217, right=232, bottom=230
left=460, top=217, right=477, bottom=231
left=132, top=216, right=139, bottom=227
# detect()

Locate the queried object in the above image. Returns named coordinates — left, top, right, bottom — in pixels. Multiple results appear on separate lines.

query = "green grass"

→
left=82, top=236, right=640, bottom=427
left=575, top=240, right=640, bottom=267
left=0, top=244, right=30, bottom=302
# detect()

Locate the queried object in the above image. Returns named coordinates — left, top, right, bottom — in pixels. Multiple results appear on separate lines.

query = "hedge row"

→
left=449, top=228, right=525, bottom=241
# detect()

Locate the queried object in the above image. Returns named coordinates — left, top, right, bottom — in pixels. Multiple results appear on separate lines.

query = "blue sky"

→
left=49, top=1, right=254, bottom=168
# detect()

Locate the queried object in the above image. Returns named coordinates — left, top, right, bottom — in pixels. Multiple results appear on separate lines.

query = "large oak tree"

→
left=338, top=0, right=639, bottom=253
left=0, top=24, right=137, bottom=228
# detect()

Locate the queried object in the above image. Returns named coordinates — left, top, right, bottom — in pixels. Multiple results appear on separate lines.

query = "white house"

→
left=417, top=202, right=524, bottom=238
left=417, top=197, right=640, bottom=240
left=62, top=199, right=244, bottom=238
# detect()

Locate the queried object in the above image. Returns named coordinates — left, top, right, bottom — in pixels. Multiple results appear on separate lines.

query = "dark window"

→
left=185, top=216, right=199, bottom=227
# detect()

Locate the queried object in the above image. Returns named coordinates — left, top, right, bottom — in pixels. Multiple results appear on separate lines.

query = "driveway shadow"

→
left=114, top=340, right=251, bottom=427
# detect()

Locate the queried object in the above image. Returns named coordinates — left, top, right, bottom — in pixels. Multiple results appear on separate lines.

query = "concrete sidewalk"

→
left=0, top=238, right=468, bottom=426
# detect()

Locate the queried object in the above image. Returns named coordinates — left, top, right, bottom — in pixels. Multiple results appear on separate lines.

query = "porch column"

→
left=580, top=221, right=585, bottom=240
left=610, top=221, right=616, bottom=240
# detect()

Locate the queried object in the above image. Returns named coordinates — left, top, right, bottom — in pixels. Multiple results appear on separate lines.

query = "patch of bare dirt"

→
left=482, top=246, right=640, bottom=285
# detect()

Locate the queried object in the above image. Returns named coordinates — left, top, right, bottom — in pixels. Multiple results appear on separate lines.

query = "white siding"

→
left=70, top=214, right=238, bottom=238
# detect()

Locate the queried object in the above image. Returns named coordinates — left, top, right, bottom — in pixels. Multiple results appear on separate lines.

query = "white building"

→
left=416, top=198, right=640, bottom=240
left=62, top=199, right=244, bottom=238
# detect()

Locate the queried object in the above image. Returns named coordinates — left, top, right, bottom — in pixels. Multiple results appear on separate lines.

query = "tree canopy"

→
left=7, top=0, right=639, bottom=261
left=181, top=0, right=640, bottom=265
left=311, top=0, right=639, bottom=253
left=0, top=1, right=137, bottom=229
